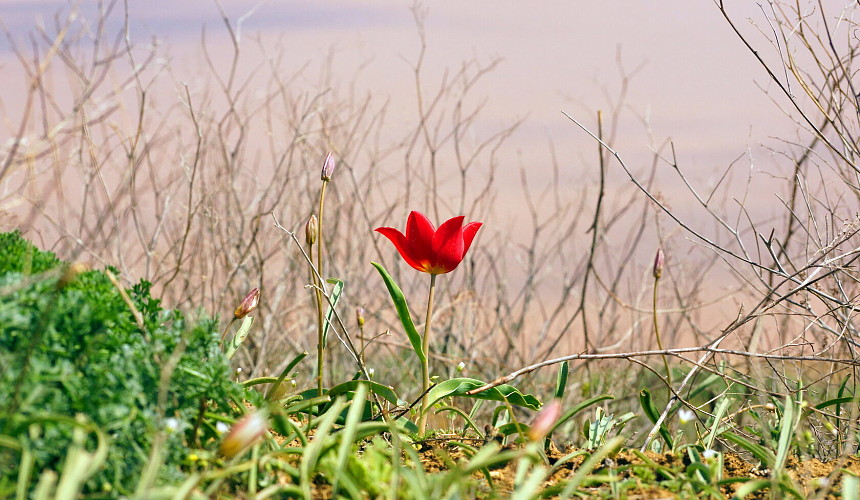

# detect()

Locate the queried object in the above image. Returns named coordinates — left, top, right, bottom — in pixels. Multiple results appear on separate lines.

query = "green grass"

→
left=2, top=231, right=859, bottom=499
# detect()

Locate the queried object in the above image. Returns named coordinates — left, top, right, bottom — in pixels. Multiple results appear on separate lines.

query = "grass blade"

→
left=721, top=431, right=775, bottom=467
left=549, top=394, right=614, bottom=436
left=300, top=398, right=344, bottom=499
left=773, top=395, right=797, bottom=475
left=559, top=435, right=625, bottom=498
left=332, top=383, right=367, bottom=497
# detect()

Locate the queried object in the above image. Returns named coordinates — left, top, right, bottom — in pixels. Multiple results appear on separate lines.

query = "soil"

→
left=271, top=427, right=860, bottom=498
left=407, top=440, right=860, bottom=499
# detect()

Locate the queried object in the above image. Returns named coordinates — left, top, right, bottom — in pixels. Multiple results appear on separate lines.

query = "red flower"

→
left=375, top=211, right=482, bottom=275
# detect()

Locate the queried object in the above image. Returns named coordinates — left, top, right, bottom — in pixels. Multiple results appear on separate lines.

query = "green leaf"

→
left=433, top=405, right=485, bottom=438
left=332, top=384, right=367, bottom=498
left=299, top=398, right=344, bottom=499
left=371, top=262, right=425, bottom=364
left=549, top=394, right=614, bottom=436
left=730, top=479, right=771, bottom=499
left=813, top=396, right=859, bottom=411
left=496, top=422, right=529, bottom=438
left=586, top=408, right=615, bottom=450
left=843, top=473, right=859, bottom=500
left=327, top=380, right=401, bottom=408
left=721, top=431, right=775, bottom=467
left=426, top=378, right=541, bottom=411
left=265, top=351, right=309, bottom=400
left=225, top=316, right=254, bottom=359
left=639, top=388, right=674, bottom=449
left=554, top=361, right=569, bottom=400
left=322, top=278, right=344, bottom=346
left=704, top=394, right=732, bottom=450
left=559, top=435, right=625, bottom=497
left=774, top=395, right=798, bottom=475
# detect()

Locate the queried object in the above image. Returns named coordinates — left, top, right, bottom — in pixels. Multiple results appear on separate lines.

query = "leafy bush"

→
left=0, top=231, right=242, bottom=496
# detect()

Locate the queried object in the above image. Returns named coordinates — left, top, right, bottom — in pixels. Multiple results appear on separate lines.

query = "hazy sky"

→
left=0, top=1, right=820, bottom=335
left=0, top=0, right=801, bottom=220
left=0, top=1, right=794, bottom=160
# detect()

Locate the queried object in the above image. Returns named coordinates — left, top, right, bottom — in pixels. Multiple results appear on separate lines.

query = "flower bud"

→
left=321, top=151, right=335, bottom=181
left=305, top=215, right=318, bottom=246
left=528, top=399, right=562, bottom=442
left=652, top=248, right=665, bottom=279
left=220, top=411, right=268, bottom=458
left=234, top=288, right=260, bottom=319
left=355, top=306, right=366, bottom=327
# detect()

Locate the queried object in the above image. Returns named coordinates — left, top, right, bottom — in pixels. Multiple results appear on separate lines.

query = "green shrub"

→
left=0, top=231, right=243, bottom=496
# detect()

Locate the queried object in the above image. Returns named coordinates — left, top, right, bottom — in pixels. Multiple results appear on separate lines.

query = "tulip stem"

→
left=315, top=180, right=329, bottom=396
left=220, top=317, right=237, bottom=345
left=417, top=273, right=437, bottom=436
left=652, top=276, right=672, bottom=385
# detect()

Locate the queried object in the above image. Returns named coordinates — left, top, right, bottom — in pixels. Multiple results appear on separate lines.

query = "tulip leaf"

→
left=322, top=278, right=344, bottom=347
left=639, top=388, right=673, bottom=448
left=225, top=316, right=254, bottom=359
left=371, top=262, right=425, bottom=364
left=426, top=378, right=541, bottom=411
left=327, top=380, right=402, bottom=408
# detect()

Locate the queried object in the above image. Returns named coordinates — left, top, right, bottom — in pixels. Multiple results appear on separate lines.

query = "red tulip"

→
left=375, top=211, right=482, bottom=275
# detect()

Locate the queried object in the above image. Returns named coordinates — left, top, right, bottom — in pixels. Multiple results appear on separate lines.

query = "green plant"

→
left=0, top=231, right=242, bottom=496
left=374, top=210, right=483, bottom=435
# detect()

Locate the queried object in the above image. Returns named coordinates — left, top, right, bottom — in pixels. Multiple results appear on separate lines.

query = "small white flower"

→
left=678, top=409, right=695, bottom=424
left=216, top=422, right=229, bottom=434
left=702, top=449, right=718, bottom=459
left=457, top=361, right=466, bottom=372
left=165, top=417, right=180, bottom=432
left=367, top=368, right=375, bottom=378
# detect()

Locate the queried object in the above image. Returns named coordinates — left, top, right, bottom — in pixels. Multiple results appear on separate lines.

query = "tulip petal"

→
left=461, top=222, right=483, bottom=256
left=405, top=211, right=436, bottom=266
left=375, top=227, right=426, bottom=273
left=432, top=216, right=466, bottom=273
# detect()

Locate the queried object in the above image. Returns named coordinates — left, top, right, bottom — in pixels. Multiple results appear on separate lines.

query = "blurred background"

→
left=1, top=0, right=848, bottom=392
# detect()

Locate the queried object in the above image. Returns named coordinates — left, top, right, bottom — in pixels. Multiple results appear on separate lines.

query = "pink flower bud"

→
left=220, top=412, right=268, bottom=458
left=652, top=248, right=665, bottom=279
left=321, top=151, right=335, bottom=181
left=528, top=399, right=562, bottom=442
left=234, top=288, right=260, bottom=319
